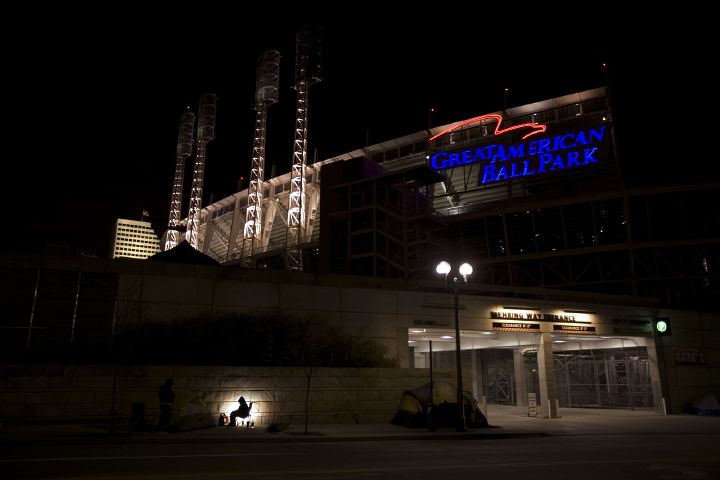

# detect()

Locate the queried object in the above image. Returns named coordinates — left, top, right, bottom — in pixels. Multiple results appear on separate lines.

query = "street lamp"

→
left=436, top=260, right=473, bottom=431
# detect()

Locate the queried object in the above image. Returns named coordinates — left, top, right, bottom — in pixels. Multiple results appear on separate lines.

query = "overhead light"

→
left=410, top=329, right=425, bottom=333
left=436, top=261, right=451, bottom=275
left=503, top=306, right=541, bottom=311
left=481, top=332, right=494, bottom=335
left=408, top=340, right=416, bottom=344
left=553, top=340, right=566, bottom=343
left=440, top=335, right=453, bottom=339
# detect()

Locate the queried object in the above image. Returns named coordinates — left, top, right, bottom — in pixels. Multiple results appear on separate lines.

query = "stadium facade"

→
left=182, top=86, right=718, bottom=311
left=2, top=83, right=718, bottom=420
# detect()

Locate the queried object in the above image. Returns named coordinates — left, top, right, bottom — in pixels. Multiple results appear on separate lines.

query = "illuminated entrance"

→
left=408, top=329, right=660, bottom=414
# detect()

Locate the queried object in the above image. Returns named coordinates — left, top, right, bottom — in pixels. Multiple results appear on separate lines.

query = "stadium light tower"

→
left=165, top=107, right=195, bottom=251
left=186, top=93, right=217, bottom=249
left=286, top=26, right=322, bottom=271
left=241, top=50, right=280, bottom=266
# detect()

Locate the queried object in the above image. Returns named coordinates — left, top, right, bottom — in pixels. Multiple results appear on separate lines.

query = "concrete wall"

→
left=658, top=309, right=720, bottom=413
left=0, top=365, right=470, bottom=425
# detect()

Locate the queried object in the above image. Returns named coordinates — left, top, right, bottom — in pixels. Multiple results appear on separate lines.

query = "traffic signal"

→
left=655, top=317, right=672, bottom=336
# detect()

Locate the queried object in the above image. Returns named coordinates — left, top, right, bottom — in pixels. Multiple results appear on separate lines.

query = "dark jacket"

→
left=159, top=383, right=175, bottom=404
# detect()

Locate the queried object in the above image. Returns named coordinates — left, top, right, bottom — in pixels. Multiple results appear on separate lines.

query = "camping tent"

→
left=391, top=380, right=488, bottom=428
left=690, top=392, right=720, bottom=416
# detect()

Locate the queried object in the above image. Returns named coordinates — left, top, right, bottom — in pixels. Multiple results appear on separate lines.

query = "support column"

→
left=478, top=349, right=488, bottom=397
left=514, top=349, right=528, bottom=407
left=471, top=349, right=480, bottom=401
left=645, top=337, right=667, bottom=414
left=396, top=327, right=409, bottom=368
left=537, top=333, right=559, bottom=418
left=201, top=221, right=215, bottom=254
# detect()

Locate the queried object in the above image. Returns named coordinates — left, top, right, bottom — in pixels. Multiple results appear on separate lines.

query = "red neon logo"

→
left=428, top=113, right=547, bottom=142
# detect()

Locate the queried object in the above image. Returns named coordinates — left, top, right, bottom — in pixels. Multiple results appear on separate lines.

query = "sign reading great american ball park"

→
left=427, top=113, right=610, bottom=185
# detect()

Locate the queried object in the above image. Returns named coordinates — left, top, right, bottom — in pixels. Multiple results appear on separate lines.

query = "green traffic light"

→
left=656, top=320, right=668, bottom=333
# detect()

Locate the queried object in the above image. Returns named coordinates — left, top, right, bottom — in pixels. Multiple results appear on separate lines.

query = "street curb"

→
left=0, top=431, right=549, bottom=447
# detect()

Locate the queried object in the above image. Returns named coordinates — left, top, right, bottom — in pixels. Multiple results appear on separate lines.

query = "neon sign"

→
left=428, top=121, right=609, bottom=185
left=428, top=113, right=546, bottom=142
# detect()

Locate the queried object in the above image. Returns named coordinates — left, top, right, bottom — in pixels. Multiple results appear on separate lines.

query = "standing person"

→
left=158, top=378, right=175, bottom=432
left=229, top=397, right=253, bottom=428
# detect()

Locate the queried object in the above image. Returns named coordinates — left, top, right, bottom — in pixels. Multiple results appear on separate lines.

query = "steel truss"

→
left=187, top=94, right=217, bottom=249
left=165, top=108, right=195, bottom=251
left=286, top=26, right=321, bottom=270
left=241, top=51, right=280, bottom=266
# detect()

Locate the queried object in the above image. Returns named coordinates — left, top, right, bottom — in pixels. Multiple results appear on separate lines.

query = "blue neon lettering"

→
left=486, top=145, right=497, bottom=161
left=528, top=141, right=538, bottom=156
left=538, top=138, right=551, bottom=153
left=574, top=131, right=588, bottom=146
left=560, top=134, right=575, bottom=149
left=552, top=135, right=562, bottom=151
left=462, top=150, right=473, bottom=165
left=538, top=154, right=553, bottom=172
left=482, top=165, right=496, bottom=183
left=522, top=160, right=535, bottom=175
left=430, top=125, right=605, bottom=183
left=589, top=127, right=606, bottom=143
left=566, top=151, right=580, bottom=166
left=583, top=147, right=598, bottom=164
left=431, top=152, right=447, bottom=169
left=508, top=143, right=525, bottom=160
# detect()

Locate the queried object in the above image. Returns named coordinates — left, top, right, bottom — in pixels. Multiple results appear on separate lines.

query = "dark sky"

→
left=6, top=11, right=705, bottom=257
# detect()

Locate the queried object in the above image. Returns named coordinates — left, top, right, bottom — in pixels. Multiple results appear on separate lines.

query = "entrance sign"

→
left=492, top=321, right=540, bottom=333
left=491, top=311, right=591, bottom=324
left=553, top=324, right=596, bottom=335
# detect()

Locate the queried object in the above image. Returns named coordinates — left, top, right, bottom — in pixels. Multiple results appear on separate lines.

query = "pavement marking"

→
left=0, top=452, right=301, bottom=463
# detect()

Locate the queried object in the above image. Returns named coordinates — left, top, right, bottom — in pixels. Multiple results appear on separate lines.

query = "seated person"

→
left=229, top=397, right=253, bottom=427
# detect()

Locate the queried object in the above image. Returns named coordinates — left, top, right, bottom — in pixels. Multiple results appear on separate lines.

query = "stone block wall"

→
left=658, top=309, right=720, bottom=413
left=0, top=365, right=469, bottom=425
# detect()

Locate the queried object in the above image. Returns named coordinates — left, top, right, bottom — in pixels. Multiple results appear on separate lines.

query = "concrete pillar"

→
left=645, top=337, right=667, bottom=414
left=537, top=333, right=559, bottom=418
left=476, top=350, right=487, bottom=397
left=397, top=327, right=409, bottom=368
left=471, top=349, right=480, bottom=400
left=513, top=350, right=528, bottom=407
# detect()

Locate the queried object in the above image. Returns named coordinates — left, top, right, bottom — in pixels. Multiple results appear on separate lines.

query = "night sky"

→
left=6, top=12, right=704, bottom=257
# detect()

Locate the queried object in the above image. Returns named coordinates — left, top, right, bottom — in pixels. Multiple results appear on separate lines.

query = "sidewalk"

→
left=2, top=405, right=720, bottom=446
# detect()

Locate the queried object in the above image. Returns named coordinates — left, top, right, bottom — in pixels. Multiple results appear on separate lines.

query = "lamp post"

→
left=436, top=260, right=473, bottom=432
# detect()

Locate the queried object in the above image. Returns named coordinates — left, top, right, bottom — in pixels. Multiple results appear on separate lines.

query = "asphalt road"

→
left=2, top=434, right=719, bottom=479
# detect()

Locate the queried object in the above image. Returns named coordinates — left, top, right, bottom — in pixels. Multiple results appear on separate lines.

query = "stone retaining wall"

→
left=0, top=365, right=469, bottom=425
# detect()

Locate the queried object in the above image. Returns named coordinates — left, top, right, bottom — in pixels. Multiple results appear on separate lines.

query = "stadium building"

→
left=184, top=86, right=718, bottom=311
left=2, top=29, right=717, bottom=419
left=161, top=83, right=718, bottom=414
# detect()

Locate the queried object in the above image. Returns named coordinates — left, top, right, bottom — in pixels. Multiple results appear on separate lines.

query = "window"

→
left=563, top=203, right=595, bottom=248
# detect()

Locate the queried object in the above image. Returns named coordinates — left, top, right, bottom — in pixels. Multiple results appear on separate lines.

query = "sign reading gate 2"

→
left=428, top=124, right=610, bottom=185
